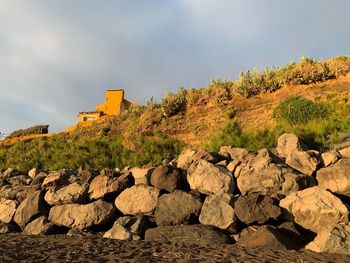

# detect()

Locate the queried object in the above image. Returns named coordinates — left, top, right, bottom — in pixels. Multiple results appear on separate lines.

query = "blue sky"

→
left=0, top=0, right=349, bottom=133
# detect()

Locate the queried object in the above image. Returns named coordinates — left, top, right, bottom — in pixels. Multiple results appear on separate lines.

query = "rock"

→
left=306, top=223, right=350, bottom=254
left=6, top=175, right=32, bottom=186
left=199, top=194, right=237, bottom=233
left=13, top=190, right=47, bottom=230
left=317, top=159, right=350, bottom=196
left=67, top=229, right=94, bottom=237
left=31, top=172, right=47, bottom=185
left=49, top=199, right=116, bottom=230
left=23, top=216, right=55, bottom=235
left=145, top=225, right=232, bottom=244
left=16, top=185, right=40, bottom=203
left=88, top=172, right=134, bottom=200
left=28, top=168, right=39, bottom=180
left=321, top=150, right=340, bottom=167
left=78, top=169, right=97, bottom=184
left=103, top=215, right=149, bottom=240
left=150, top=165, right=183, bottom=192
left=187, top=160, right=235, bottom=195
left=279, top=186, right=349, bottom=233
left=329, top=132, right=350, bottom=150
left=0, top=168, right=18, bottom=179
left=0, top=185, right=24, bottom=200
left=219, top=147, right=255, bottom=163
left=234, top=193, right=281, bottom=225
left=177, top=148, right=220, bottom=170
left=44, top=182, right=89, bottom=206
left=236, top=225, right=299, bottom=250
left=226, top=160, right=241, bottom=175
left=0, top=197, right=18, bottom=223
left=100, top=168, right=119, bottom=177
left=0, top=222, right=17, bottom=233
left=285, top=150, right=320, bottom=176
left=115, top=185, right=159, bottom=216
left=155, top=190, right=202, bottom=226
left=276, top=133, right=308, bottom=158
left=237, top=149, right=316, bottom=195
left=340, top=147, right=350, bottom=158
left=42, top=171, right=69, bottom=190
left=130, top=167, right=153, bottom=185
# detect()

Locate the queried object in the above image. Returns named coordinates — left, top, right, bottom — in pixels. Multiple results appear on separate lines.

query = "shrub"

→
left=160, top=87, right=187, bottom=117
left=273, top=96, right=330, bottom=125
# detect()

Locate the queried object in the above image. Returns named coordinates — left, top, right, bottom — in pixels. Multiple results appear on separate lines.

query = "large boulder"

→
left=306, top=223, right=350, bottom=254
left=49, top=199, right=116, bottom=230
left=285, top=150, right=320, bottom=176
left=23, top=216, right=55, bottom=235
left=317, top=159, right=350, bottom=196
left=155, top=190, right=202, bottom=226
left=6, top=175, right=32, bottom=187
left=276, top=133, right=308, bottom=158
left=41, top=171, right=69, bottom=190
left=177, top=148, right=219, bottom=170
left=115, top=185, right=159, bottom=215
left=0, top=197, right=18, bottom=223
left=280, top=187, right=349, bottom=233
left=219, top=147, right=255, bottom=163
left=88, top=172, right=134, bottom=200
left=44, top=182, right=89, bottom=206
left=0, top=185, right=24, bottom=200
left=237, top=149, right=316, bottom=195
left=103, top=215, right=149, bottom=241
left=150, top=165, right=183, bottom=192
left=321, top=150, right=340, bottom=167
left=145, top=225, right=232, bottom=244
left=187, top=160, right=235, bottom=195
left=130, top=167, right=153, bottom=185
left=199, top=194, right=237, bottom=233
left=13, top=190, right=47, bottom=230
left=340, top=147, right=350, bottom=158
left=236, top=225, right=299, bottom=250
left=234, top=193, right=281, bottom=225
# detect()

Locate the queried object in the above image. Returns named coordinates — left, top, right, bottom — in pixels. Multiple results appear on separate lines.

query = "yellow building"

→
left=66, top=89, right=131, bottom=131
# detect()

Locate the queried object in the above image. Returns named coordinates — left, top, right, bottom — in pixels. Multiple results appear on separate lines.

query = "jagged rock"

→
left=78, top=169, right=97, bottom=184
left=0, top=222, right=17, bottom=233
left=155, top=190, right=202, bottom=226
left=234, top=193, right=281, bottom=225
left=88, top=172, right=133, bottom=200
left=100, top=168, right=119, bottom=177
left=321, top=150, right=340, bottom=167
left=130, top=167, right=153, bottom=185
left=199, top=194, right=237, bottom=233
left=237, top=149, right=316, bottom=195
left=42, top=171, right=69, bottom=190
left=28, top=168, right=39, bottom=180
left=150, top=165, right=183, bottom=192
left=16, top=185, right=40, bottom=203
left=219, top=146, right=255, bottom=163
left=0, top=168, right=18, bottom=179
left=49, top=199, right=116, bottom=230
left=177, top=148, right=219, bottom=170
left=340, top=147, right=350, bottom=158
left=145, top=225, right=232, bottom=244
left=280, top=186, right=349, bottom=233
left=103, top=215, right=149, bottom=240
left=6, top=175, right=32, bottom=186
left=317, top=159, right=350, bottom=196
left=23, top=216, right=55, bottom=235
left=306, top=223, right=350, bottom=254
left=13, top=190, right=47, bottom=230
left=276, top=133, right=308, bottom=158
left=226, top=160, right=241, bottom=175
left=285, top=150, right=320, bottom=176
left=236, top=225, right=299, bottom=250
left=0, top=197, right=18, bottom=223
left=0, top=185, right=24, bottom=200
left=187, top=160, right=235, bottom=195
left=31, top=172, right=47, bottom=185
left=44, top=182, right=89, bottom=206
left=115, top=185, right=159, bottom=216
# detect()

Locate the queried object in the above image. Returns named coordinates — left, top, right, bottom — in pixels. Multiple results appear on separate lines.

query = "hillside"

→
left=1, top=56, right=350, bottom=171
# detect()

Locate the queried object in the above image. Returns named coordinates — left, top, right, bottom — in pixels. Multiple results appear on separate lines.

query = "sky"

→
left=0, top=0, right=349, bottom=134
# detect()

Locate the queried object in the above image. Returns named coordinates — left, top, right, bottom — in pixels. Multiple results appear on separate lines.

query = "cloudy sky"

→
left=0, top=0, right=349, bottom=134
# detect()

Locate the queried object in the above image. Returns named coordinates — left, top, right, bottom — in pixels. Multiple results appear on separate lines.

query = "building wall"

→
left=96, top=89, right=125, bottom=116
left=77, top=112, right=101, bottom=123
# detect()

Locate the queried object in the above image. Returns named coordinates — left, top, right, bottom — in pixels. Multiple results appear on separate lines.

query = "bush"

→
left=160, top=87, right=187, bottom=117
left=273, top=96, right=330, bottom=125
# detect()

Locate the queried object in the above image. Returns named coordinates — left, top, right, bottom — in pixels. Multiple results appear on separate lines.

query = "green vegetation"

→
left=207, top=95, right=350, bottom=152
left=0, top=133, right=183, bottom=172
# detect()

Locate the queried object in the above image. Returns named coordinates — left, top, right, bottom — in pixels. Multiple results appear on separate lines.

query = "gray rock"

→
left=49, top=199, right=116, bottom=230
left=234, top=193, right=281, bottom=225
left=44, top=182, right=89, bottom=206
left=0, top=197, right=18, bottom=223
left=42, top=171, right=69, bottom=190
left=177, top=148, right=219, bottom=170
left=150, top=165, right=183, bottom=192
left=155, top=190, right=202, bottom=226
left=286, top=150, right=320, bottom=176
left=130, top=167, right=153, bottom=185
left=276, top=133, right=308, bottom=158
left=23, top=216, right=55, bottom=235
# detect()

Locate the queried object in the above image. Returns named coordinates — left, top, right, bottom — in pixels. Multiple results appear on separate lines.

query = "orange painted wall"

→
left=96, top=89, right=125, bottom=116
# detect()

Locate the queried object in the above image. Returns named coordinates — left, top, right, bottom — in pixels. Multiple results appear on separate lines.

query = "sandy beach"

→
left=0, top=234, right=349, bottom=263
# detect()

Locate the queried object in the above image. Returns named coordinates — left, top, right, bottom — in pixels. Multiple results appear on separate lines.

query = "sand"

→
left=0, top=234, right=349, bottom=263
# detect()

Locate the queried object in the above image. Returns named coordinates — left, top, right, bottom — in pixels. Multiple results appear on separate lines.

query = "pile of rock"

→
left=1, top=133, right=350, bottom=254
